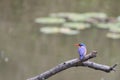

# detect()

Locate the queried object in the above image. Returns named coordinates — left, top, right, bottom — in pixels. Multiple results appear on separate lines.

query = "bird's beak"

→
left=74, top=44, right=79, bottom=47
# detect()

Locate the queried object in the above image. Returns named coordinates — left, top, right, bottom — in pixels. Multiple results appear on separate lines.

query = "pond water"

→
left=0, top=0, right=120, bottom=80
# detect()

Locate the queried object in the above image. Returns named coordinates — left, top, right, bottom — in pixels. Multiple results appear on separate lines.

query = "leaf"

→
left=35, top=17, right=66, bottom=24
left=63, top=22, right=91, bottom=30
left=40, top=27, right=60, bottom=34
left=59, top=27, right=79, bottom=35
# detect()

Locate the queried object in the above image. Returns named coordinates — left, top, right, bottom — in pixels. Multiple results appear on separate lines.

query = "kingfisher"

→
left=74, top=43, right=87, bottom=60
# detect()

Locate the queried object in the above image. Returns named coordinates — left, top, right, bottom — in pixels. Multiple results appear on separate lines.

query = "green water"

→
left=0, top=0, right=120, bottom=80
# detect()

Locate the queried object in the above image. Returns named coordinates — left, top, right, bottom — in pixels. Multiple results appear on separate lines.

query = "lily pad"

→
left=50, top=12, right=88, bottom=22
left=49, top=12, right=107, bottom=22
left=68, top=12, right=107, bottom=22
left=63, top=22, right=91, bottom=30
left=40, top=26, right=79, bottom=35
left=106, top=32, right=120, bottom=39
left=40, top=27, right=60, bottom=34
left=59, top=27, right=79, bottom=35
left=84, top=12, right=107, bottom=19
left=35, top=17, right=66, bottom=24
left=94, top=23, right=112, bottom=29
left=109, top=27, right=120, bottom=33
left=68, top=15, right=90, bottom=22
left=108, top=22, right=120, bottom=33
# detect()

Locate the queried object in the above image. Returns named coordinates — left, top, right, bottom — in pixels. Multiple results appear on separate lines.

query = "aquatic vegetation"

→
left=63, top=22, right=91, bottom=30
left=35, top=17, right=66, bottom=24
left=94, top=23, right=112, bottom=29
left=83, top=12, right=107, bottom=19
left=50, top=12, right=87, bottom=22
left=107, top=22, right=120, bottom=33
left=59, top=27, right=79, bottom=35
left=40, top=26, right=79, bottom=35
left=36, top=12, right=120, bottom=38
left=67, top=12, right=107, bottom=22
left=49, top=12, right=107, bottom=22
left=109, top=27, right=120, bottom=33
left=106, top=32, right=120, bottom=39
left=40, top=27, right=60, bottom=34
left=67, top=14, right=90, bottom=22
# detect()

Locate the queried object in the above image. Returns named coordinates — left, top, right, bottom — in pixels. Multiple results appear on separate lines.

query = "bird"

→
left=74, top=43, right=87, bottom=60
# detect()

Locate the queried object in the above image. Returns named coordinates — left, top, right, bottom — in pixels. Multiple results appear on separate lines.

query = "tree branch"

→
left=27, top=51, right=117, bottom=80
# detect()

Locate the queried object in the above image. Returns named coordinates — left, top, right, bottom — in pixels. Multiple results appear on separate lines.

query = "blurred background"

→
left=0, top=0, right=120, bottom=80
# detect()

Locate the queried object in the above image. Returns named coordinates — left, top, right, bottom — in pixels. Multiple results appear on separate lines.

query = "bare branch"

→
left=27, top=51, right=117, bottom=80
left=80, top=61, right=117, bottom=72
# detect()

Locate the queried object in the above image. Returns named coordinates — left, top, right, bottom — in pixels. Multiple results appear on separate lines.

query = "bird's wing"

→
left=78, top=47, right=87, bottom=60
left=78, top=47, right=86, bottom=56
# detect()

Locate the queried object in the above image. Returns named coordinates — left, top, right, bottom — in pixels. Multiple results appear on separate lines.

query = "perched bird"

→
left=74, top=43, right=87, bottom=60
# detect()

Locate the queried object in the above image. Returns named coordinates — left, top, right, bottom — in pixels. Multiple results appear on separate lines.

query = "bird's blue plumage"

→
left=78, top=44, right=87, bottom=60
left=79, top=43, right=86, bottom=47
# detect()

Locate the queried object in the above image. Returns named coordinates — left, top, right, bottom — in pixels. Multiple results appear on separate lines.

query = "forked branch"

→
left=27, top=51, right=117, bottom=80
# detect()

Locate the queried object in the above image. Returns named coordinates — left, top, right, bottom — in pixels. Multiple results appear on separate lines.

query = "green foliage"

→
left=35, top=17, right=66, bottom=24
left=36, top=12, right=120, bottom=38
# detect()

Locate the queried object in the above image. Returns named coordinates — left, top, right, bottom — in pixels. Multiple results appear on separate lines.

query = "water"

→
left=0, top=0, right=120, bottom=80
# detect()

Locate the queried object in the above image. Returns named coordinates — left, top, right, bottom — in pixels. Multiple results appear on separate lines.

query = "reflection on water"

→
left=0, top=0, right=120, bottom=80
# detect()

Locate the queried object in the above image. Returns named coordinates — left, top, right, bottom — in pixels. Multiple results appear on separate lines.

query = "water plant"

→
left=35, top=17, right=66, bottom=24
left=63, top=22, right=91, bottom=30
